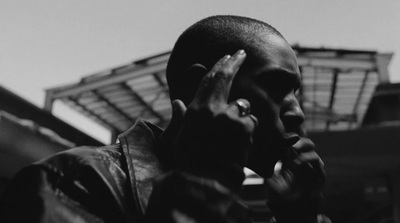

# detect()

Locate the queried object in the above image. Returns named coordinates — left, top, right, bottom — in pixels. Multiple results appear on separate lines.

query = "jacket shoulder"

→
left=1, top=144, right=136, bottom=223
left=35, top=144, right=122, bottom=173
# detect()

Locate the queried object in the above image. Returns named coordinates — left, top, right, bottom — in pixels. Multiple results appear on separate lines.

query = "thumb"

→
left=170, top=99, right=186, bottom=128
left=162, top=99, right=186, bottom=143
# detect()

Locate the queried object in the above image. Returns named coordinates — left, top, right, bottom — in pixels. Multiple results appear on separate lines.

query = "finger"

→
left=293, top=151, right=321, bottom=165
left=295, top=157, right=326, bottom=188
left=192, top=55, right=231, bottom=104
left=249, top=115, right=258, bottom=128
left=194, top=50, right=246, bottom=104
left=242, top=115, right=258, bottom=136
left=289, top=151, right=325, bottom=180
left=172, top=99, right=187, bottom=123
left=291, top=152, right=325, bottom=179
left=210, top=50, right=246, bottom=102
left=292, top=137, right=315, bottom=153
left=283, top=150, right=323, bottom=172
left=162, top=99, right=187, bottom=143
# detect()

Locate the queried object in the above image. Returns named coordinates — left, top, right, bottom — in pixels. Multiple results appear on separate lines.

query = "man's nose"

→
left=280, top=95, right=305, bottom=128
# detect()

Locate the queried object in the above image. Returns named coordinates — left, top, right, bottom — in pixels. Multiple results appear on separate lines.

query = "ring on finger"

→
left=233, top=99, right=251, bottom=117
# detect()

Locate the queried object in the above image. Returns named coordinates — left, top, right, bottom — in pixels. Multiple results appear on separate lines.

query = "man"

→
left=0, top=15, right=326, bottom=223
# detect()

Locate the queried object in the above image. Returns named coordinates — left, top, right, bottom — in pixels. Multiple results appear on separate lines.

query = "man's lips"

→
left=282, top=132, right=300, bottom=147
left=279, top=133, right=300, bottom=161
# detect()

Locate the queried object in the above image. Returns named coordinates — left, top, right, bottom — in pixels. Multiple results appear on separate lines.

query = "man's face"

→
left=230, top=35, right=304, bottom=177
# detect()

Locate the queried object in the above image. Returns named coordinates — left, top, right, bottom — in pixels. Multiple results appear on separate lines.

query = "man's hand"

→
left=162, top=50, right=258, bottom=193
left=265, top=137, right=326, bottom=222
left=265, top=138, right=325, bottom=201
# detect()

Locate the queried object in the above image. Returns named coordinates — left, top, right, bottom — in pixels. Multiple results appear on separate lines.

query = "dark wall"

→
left=0, top=85, right=103, bottom=147
left=309, top=125, right=400, bottom=222
left=363, top=83, right=400, bottom=126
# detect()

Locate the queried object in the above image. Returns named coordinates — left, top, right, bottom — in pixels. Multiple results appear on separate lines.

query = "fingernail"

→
left=237, top=49, right=245, bottom=55
left=221, top=55, right=231, bottom=62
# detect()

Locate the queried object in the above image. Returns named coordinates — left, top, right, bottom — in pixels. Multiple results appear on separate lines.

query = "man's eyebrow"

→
left=264, top=67, right=299, bottom=76
left=262, top=67, right=301, bottom=89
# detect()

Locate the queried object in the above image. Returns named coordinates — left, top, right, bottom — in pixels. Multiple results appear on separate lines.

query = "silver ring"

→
left=234, top=99, right=251, bottom=117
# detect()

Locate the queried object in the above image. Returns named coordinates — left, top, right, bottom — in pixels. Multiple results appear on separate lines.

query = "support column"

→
left=111, top=129, right=119, bottom=144
left=376, top=53, right=393, bottom=84
left=392, top=174, right=400, bottom=223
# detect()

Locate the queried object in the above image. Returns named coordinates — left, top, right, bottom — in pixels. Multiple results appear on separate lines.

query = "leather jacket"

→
left=0, top=119, right=328, bottom=223
left=0, top=119, right=249, bottom=223
left=1, top=119, right=165, bottom=222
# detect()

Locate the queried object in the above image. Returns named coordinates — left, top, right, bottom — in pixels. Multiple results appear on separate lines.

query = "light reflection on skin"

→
left=242, top=162, right=282, bottom=185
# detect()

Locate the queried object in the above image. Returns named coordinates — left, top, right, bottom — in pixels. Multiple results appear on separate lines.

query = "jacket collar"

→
left=118, top=118, right=165, bottom=215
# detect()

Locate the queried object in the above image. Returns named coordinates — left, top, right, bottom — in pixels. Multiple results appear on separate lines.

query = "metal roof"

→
left=45, top=47, right=392, bottom=136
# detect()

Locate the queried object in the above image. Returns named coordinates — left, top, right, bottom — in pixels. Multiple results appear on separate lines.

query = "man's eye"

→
left=265, top=80, right=292, bottom=102
left=256, top=72, right=298, bottom=102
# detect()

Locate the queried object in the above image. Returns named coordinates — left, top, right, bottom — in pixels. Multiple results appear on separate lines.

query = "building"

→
left=0, top=85, right=103, bottom=195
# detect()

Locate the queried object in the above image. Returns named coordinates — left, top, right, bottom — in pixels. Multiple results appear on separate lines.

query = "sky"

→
left=1, top=0, right=400, bottom=144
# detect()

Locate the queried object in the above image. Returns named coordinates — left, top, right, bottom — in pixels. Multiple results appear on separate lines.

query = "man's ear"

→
left=187, top=63, right=208, bottom=79
left=180, top=64, right=208, bottom=104
left=186, top=63, right=208, bottom=88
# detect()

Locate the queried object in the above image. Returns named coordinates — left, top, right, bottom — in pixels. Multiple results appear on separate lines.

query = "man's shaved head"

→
left=166, top=15, right=287, bottom=105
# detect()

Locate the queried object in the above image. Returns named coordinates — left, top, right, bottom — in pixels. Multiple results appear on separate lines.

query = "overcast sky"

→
left=1, top=0, right=399, bottom=143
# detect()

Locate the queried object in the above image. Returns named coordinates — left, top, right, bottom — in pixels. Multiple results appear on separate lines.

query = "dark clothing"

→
left=0, top=119, right=251, bottom=223
left=1, top=119, right=330, bottom=223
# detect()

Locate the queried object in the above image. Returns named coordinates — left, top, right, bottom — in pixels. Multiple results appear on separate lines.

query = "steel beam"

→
left=297, top=56, right=376, bottom=71
left=67, top=96, right=115, bottom=132
left=91, top=90, right=133, bottom=123
left=47, top=61, right=168, bottom=99
left=120, top=83, right=165, bottom=123
left=326, top=69, right=339, bottom=129
left=352, top=71, right=370, bottom=117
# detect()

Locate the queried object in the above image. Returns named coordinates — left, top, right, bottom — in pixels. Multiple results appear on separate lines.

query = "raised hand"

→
left=163, top=50, right=258, bottom=193
left=265, top=137, right=325, bottom=201
left=265, top=137, right=326, bottom=222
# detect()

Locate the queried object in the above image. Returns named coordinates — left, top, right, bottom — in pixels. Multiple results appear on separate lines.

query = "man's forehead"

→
left=259, top=35, right=295, bottom=59
left=244, top=35, right=299, bottom=74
